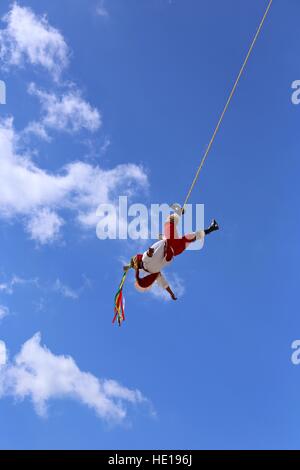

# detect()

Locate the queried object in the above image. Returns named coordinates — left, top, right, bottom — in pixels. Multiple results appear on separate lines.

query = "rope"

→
left=182, top=0, right=273, bottom=210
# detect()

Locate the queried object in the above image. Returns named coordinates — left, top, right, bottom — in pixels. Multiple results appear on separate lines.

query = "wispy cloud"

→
left=0, top=333, right=150, bottom=422
left=53, top=276, right=91, bottom=300
left=100, top=136, right=111, bottom=154
left=0, top=305, right=9, bottom=321
left=0, top=3, right=69, bottom=80
left=53, top=279, right=79, bottom=300
left=96, top=1, right=109, bottom=18
left=23, top=121, right=51, bottom=142
left=0, top=272, right=91, bottom=304
left=0, top=275, right=38, bottom=295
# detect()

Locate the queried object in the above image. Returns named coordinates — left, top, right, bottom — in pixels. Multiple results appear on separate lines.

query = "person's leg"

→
left=184, top=220, right=219, bottom=239
left=164, top=214, right=219, bottom=257
left=164, top=213, right=180, bottom=239
left=164, top=213, right=205, bottom=255
left=164, top=213, right=187, bottom=256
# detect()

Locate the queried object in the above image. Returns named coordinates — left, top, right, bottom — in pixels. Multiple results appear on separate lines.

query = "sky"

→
left=0, top=0, right=299, bottom=450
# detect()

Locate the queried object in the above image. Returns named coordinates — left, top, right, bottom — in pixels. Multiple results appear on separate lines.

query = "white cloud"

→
left=28, top=84, right=102, bottom=135
left=0, top=3, right=69, bottom=79
left=0, top=333, right=148, bottom=422
left=150, top=273, right=185, bottom=301
left=0, top=118, right=147, bottom=243
left=0, top=341, right=7, bottom=366
left=26, top=208, right=64, bottom=245
left=0, top=305, right=9, bottom=321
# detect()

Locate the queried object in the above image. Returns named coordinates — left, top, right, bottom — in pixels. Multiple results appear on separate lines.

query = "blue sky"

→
left=0, top=0, right=299, bottom=450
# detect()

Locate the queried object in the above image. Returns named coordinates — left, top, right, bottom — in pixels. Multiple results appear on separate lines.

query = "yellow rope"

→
left=182, top=0, right=273, bottom=210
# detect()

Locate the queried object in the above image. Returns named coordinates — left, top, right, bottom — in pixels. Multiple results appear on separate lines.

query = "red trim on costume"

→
left=164, top=219, right=196, bottom=257
left=135, top=270, right=159, bottom=289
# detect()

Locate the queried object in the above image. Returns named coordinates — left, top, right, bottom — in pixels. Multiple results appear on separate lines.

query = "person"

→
left=124, top=212, right=219, bottom=300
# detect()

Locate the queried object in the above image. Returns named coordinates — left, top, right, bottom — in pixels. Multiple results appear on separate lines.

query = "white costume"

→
left=142, top=240, right=171, bottom=289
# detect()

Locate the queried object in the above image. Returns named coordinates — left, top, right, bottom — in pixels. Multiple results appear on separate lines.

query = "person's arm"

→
left=146, top=247, right=154, bottom=257
left=156, top=273, right=177, bottom=301
left=135, top=268, right=140, bottom=281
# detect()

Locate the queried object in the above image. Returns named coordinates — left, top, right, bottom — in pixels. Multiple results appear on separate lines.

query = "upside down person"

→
left=123, top=213, right=219, bottom=300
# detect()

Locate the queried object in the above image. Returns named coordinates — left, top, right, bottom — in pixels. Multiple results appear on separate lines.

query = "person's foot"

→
left=210, top=219, right=219, bottom=231
left=204, top=219, right=219, bottom=235
left=170, top=203, right=184, bottom=216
